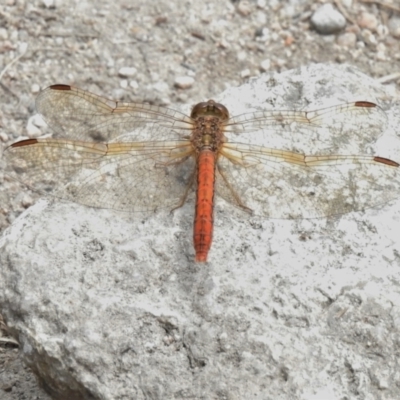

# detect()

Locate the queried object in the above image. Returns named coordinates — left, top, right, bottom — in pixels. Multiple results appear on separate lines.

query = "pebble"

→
left=152, top=81, right=169, bottom=94
left=342, top=0, right=352, bottom=7
left=358, top=12, right=378, bottom=31
left=41, top=0, right=55, bottom=8
left=337, top=32, right=357, bottom=48
left=376, top=42, right=387, bottom=61
left=388, top=16, right=400, bottom=39
left=0, top=131, right=9, bottom=142
left=237, top=51, right=247, bottom=62
left=26, top=115, right=46, bottom=138
left=31, top=84, right=40, bottom=94
left=237, top=1, right=252, bottom=16
left=260, top=58, right=271, bottom=71
left=174, top=76, right=194, bottom=89
left=26, top=121, right=41, bottom=138
left=256, top=0, right=266, bottom=8
left=129, top=80, right=139, bottom=89
left=361, top=30, right=377, bottom=46
left=310, top=4, right=346, bottom=35
left=0, top=28, right=8, bottom=40
left=21, top=195, right=34, bottom=208
left=118, top=67, right=137, bottom=77
left=240, top=69, right=251, bottom=78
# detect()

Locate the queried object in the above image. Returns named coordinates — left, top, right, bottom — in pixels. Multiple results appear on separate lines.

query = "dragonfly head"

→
left=191, top=100, right=229, bottom=121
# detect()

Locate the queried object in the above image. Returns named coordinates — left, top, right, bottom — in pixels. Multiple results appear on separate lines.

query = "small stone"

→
left=284, top=35, right=294, bottom=46
left=260, top=58, right=271, bottom=72
left=31, top=114, right=47, bottom=128
left=388, top=16, right=400, bottom=39
left=0, top=28, right=8, bottom=40
left=129, top=80, right=139, bottom=89
left=376, top=42, right=387, bottom=61
left=22, top=195, right=34, bottom=208
left=337, top=32, right=357, bottom=48
left=0, top=131, right=9, bottom=142
left=342, top=0, right=352, bottom=7
left=358, top=12, right=378, bottom=31
left=240, top=69, right=251, bottom=78
left=152, top=81, right=169, bottom=94
left=174, top=76, right=194, bottom=89
left=237, top=1, right=252, bottom=16
left=119, top=79, right=128, bottom=89
left=256, top=0, right=266, bottom=8
left=26, top=114, right=46, bottom=138
left=361, top=30, right=377, bottom=46
left=26, top=121, right=40, bottom=137
left=31, top=84, right=40, bottom=94
left=118, top=67, right=137, bottom=77
left=311, top=4, right=346, bottom=34
left=41, top=0, right=55, bottom=8
left=237, top=51, right=247, bottom=62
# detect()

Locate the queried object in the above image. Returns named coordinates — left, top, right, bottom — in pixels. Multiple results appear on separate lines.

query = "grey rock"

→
left=311, top=4, right=346, bottom=34
left=1, top=64, right=400, bottom=399
left=388, top=16, right=400, bottom=39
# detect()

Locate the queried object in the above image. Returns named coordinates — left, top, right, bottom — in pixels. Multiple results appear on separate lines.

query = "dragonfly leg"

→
left=217, top=164, right=253, bottom=214
left=170, top=167, right=196, bottom=214
left=155, top=154, right=192, bottom=168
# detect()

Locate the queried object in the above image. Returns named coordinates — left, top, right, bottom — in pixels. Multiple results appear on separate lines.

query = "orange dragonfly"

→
left=4, top=85, right=399, bottom=262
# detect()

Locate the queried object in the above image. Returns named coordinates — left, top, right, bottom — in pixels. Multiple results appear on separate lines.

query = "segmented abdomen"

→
left=193, top=150, right=216, bottom=262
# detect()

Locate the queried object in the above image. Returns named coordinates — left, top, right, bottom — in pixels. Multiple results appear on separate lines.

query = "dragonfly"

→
left=3, top=85, right=399, bottom=262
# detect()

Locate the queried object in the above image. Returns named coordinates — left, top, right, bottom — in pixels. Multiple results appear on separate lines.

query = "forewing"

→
left=225, top=102, right=387, bottom=154
left=36, top=85, right=193, bottom=142
left=4, top=138, right=196, bottom=212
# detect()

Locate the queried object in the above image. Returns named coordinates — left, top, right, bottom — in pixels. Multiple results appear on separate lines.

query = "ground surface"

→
left=1, top=0, right=400, bottom=399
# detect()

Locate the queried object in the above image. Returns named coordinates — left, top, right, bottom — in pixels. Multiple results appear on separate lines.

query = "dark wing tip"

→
left=354, top=101, right=377, bottom=108
left=49, top=84, right=72, bottom=91
left=10, top=138, right=39, bottom=148
left=374, top=156, right=399, bottom=167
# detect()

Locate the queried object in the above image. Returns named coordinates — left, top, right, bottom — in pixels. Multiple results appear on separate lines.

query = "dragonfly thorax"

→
left=191, top=115, right=227, bottom=153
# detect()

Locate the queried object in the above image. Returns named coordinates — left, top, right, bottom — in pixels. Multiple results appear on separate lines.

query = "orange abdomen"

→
left=194, top=150, right=216, bottom=262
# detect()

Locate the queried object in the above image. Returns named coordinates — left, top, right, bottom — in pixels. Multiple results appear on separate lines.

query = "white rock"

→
left=174, top=76, right=194, bottom=89
left=260, top=58, right=271, bottom=71
left=31, top=83, right=40, bottom=94
left=21, top=195, right=34, bottom=208
left=129, top=80, right=138, bottom=89
left=118, top=67, right=137, bottom=77
left=26, top=115, right=46, bottom=137
left=237, top=0, right=252, bottom=16
left=41, top=0, right=54, bottom=8
left=0, top=28, right=8, bottom=40
left=2, top=64, right=400, bottom=400
left=240, top=68, right=251, bottom=78
left=0, top=131, right=8, bottom=142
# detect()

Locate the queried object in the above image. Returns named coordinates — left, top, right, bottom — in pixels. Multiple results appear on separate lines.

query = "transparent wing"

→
left=216, top=142, right=399, bottom=219
left=225, top=101, right=387, bottom=154
left=4, top=138, right=196, bottom=212
left=5, top=85, right=397, bottom=218
left=35, top=85, right=194, bottom=142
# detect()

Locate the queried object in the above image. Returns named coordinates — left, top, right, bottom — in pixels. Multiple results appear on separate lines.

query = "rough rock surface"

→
left=1, top=64, right=400, bottom=399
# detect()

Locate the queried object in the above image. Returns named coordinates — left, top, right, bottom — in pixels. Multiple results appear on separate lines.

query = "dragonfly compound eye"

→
left=191, top=100, right=230, bottom=121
